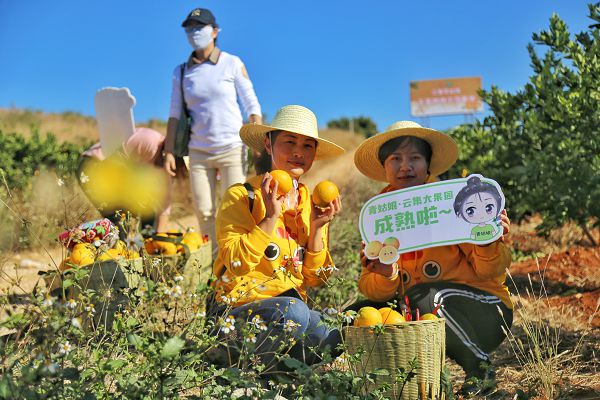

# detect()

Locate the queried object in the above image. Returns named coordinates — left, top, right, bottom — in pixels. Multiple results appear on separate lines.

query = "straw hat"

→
left=354, top=120, right=458, bottom=182
left=239, top=105, right=345, bottom=159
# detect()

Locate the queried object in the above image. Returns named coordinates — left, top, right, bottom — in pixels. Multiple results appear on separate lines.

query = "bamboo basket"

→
left=41, top=241, right=212, bottom=329
left=344, top=318, right=446, bottom=400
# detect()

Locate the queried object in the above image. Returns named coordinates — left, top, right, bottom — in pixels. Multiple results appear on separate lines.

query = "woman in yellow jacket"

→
left=210, top=105, right=345, bottom=367
left=351, top=121, right=512, bottom=395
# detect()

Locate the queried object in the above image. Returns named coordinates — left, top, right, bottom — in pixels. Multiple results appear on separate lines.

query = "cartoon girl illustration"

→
left=453, top=176, right=503, bottom=242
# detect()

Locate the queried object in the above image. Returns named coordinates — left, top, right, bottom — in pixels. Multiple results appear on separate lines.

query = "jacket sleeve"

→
left=457, top=240, right=512, bottom=279
left=302, top=224, right=333, bottom=287
left=216, top=184, right=271, bottom=276
left=358, top=260, right=400, bottom=302
left=168, top=65, right=183, bottom=119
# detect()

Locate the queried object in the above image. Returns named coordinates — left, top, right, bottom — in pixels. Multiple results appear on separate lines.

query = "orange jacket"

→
left=212, top=175, right=334, bottom=306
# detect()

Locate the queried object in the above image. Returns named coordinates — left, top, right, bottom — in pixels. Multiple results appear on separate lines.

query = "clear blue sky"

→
left=0, top=1, right=593, bottom=132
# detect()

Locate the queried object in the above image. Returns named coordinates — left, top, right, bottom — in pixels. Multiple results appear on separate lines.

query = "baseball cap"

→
left=181, top=8, right=217, bottom=27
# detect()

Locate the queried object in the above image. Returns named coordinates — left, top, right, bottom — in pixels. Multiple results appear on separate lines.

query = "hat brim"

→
left=240, top=123, right=345, bottom=160
left=353, top=126, right=458, bottom=182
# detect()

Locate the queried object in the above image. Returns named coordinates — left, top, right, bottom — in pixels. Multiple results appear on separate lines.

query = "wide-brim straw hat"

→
left=239, top=105, right=345, bottom=159
left=354, top=120, right=458, bottom=182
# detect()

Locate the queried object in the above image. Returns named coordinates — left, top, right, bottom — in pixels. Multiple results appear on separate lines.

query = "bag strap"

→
left=179, top=63, right=190, bottom=119
left=243, top=182, right=255, bottom=213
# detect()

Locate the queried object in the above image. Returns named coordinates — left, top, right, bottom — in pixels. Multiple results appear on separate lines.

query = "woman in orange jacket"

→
left=351, top=121, right=512, bottom=395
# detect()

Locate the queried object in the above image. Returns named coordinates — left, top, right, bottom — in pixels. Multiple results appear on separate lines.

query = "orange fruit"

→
left=312, top=180, right=339, bottom=208
left=378, top=307, right=405, bottom=325
left=420, top=313, right=438, bottom=321
left=269, top=170, right=293, bottom=195
left=353, top=306, right=383, bottom=327
left=71, top=246, right=96, bottom=266
left=144, top=238, right=156, bottom=254
left=182, top=231, right=202, bottom=251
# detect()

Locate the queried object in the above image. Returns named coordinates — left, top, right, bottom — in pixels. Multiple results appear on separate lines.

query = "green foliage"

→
left=447, top=4, right=600, bottom=235
left=327, top=116, right=378, bottom=137
left=0, top=129, right=88, bottom=189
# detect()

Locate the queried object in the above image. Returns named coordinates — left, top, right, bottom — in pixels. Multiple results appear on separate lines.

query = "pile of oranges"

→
left=59, top=240, right=140, bottom=271
left=353, top=306, right=438, bottom=327
left=144, top=229, right=208, bottom=256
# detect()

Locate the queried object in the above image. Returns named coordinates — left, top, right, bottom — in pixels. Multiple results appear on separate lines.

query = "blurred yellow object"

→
left=83, top=156, right=168, bottom=217
left=420, top=313, right=439, bottom=321
left=115, top=240, right=128, bottom=255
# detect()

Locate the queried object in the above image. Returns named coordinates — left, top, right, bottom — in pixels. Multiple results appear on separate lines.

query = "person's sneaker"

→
left=460, top=362, right=497, bottom=397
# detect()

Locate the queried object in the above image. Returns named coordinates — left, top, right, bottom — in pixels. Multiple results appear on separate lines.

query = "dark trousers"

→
left=346, top=282, right=512, bottom=374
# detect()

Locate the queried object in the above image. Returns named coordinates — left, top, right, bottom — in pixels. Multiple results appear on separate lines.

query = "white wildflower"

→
left=220, top=295, right=233, bottom=305
left=250, top=315, right=265, bottom=330
left=171, top=285, right=182, bottom=298
left=245, top=334, right=257, bottom=343
left=174, top=275, right=184, bottom=282
left=59, top=341, right=72, bottom=355
left=71, top=318, right=82, bottom=330
left=220, top=274, right=231, bottom=283
left=85, top=303, right=96, bottom=315
left=342, top=311, right=355, bottom=324
left=151, top=258, right=161, bottom=268
left=325, top=264, right=339, bottom=272
left=220, top=315, right=236, bottom=334
left=66, top=299, right=77, bottom=309
left=57, top=178, right=64, bottom=187
left=103, top=289, right=113, bottom=300
left=42, top=296, right=55, bottom=307
left=195, top=311, right=206, bottom=318
left=284, top=319, right=300, bottom=333
left=79, top=172, right=89, bottom=184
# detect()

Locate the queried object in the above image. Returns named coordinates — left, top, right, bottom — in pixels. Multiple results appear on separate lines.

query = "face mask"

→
left=186, top=25, right=214, bottom=50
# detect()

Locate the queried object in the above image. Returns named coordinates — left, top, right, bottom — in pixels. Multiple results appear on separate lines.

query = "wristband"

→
left=386, top=263, right=399, bottom=281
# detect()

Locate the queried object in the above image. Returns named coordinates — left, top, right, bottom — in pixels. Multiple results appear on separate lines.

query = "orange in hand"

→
left=269, top=170, right=293, bottom=196
left=312, top=180, right=339, bottom=207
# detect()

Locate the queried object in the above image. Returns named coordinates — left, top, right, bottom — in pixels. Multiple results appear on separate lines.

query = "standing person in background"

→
left=164, top=7, right=262, bottom=255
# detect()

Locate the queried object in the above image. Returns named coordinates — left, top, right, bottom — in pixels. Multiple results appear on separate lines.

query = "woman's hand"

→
left=257, top=172, right=284, bottom=235
left=361, top=242, right=396, bottom=278
left=310, top=196, right=342, bottom=231
left=498, top=209, right=510, bottom=242
left=164, top=152, right=177, bottom=177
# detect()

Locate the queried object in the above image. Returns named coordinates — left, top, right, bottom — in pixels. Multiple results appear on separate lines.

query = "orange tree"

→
left=448, top=3, right=600, bottom=244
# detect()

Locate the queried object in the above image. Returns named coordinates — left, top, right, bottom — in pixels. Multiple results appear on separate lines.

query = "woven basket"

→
left=344, top=318, right=446, bottom=400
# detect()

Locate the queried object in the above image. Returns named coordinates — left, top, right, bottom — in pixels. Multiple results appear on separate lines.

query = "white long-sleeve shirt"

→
left=169, top=48, right=262, bottom=155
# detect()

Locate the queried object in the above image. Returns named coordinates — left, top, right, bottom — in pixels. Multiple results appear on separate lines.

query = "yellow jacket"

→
left=212, top=175, right=334, bottom=306
left=358, top=185, right=513, bottom=308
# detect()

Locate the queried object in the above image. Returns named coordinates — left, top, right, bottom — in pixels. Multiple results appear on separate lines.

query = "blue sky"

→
left=0, top=1, right=593, bottom=132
